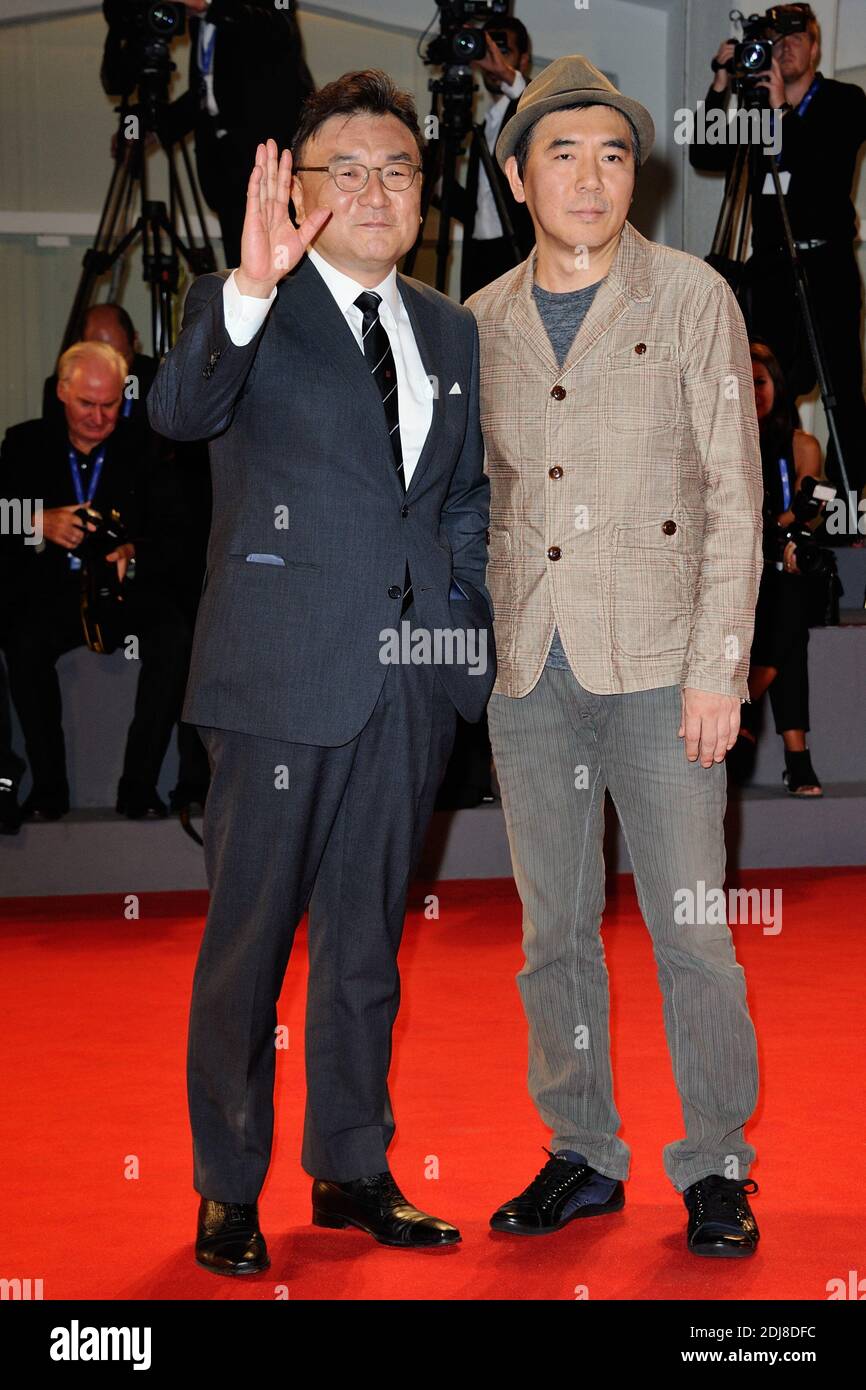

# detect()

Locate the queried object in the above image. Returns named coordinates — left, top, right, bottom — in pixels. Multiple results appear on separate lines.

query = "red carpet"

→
left=1, top=868, right=863, bottom=1301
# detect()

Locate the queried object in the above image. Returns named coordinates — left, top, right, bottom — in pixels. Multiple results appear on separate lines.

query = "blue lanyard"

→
left=778, top=456, right=792, bottom=511
left=67, top=443, right=106, bottom=570
left=68, top=443, right=106, bottom=506
left=121, top=393, right=133, bottom=418
left=197, top=20, right=217, bottom=77
left=795, top=75, right=821, bottom=117
left=774, top=75, right=821, bottom=163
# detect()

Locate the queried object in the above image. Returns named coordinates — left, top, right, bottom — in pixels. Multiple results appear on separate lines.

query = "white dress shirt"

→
left=221, top=248, right=434, bottom=487
left=473, top=69, right=527, bottom=240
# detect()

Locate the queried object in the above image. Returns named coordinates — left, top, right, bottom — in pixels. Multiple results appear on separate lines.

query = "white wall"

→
left=1, top=0, right=863, bottom=438
left=0, top=0, right=675, bottom=433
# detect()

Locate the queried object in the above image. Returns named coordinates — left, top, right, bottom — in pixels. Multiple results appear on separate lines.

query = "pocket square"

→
left=448, top=382, right=462, bottom=395
left=245, top=553, right=286, bottom=566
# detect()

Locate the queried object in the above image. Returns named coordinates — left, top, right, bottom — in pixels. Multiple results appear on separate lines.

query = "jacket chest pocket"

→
left=602, top=342, right=679, bottom=436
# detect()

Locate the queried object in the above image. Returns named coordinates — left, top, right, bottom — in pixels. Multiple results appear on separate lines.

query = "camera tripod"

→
left=61, top=82, right=216, bottom=358
left=402, top=66, right=523, bottom=291
left=707, top=91, right=856, bottom=528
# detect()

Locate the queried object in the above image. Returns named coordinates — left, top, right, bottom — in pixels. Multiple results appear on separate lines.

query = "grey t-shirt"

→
left=531, top=276, right=604, bottom=669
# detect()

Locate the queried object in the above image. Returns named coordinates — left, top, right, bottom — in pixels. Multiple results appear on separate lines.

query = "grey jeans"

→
left=487, top=667, right=759, bottom=1192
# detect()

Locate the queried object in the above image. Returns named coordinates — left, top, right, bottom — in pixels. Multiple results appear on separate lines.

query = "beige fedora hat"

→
left=495, top=53, right=655, bottom=171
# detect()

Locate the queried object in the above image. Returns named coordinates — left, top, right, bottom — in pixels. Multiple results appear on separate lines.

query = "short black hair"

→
left=82, top=301, right=136, bottom=348
left=512, top=100, right=641, bottom=182
left=483, top=15, right=531, bottom=57
left=291, top=69, right=424, bottom=168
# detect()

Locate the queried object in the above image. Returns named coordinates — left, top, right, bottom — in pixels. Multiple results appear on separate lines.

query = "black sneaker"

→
left=683, top=1174, right=759, bottom=1257
left=490, top=1148, right=625, bottom=1235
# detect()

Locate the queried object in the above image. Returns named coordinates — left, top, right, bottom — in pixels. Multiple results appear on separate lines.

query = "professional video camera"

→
left=423, top=0, right=509, bottom=67
left=714, top=4, right=811, bottom=104
left=103, top=0, right=186, bottom=95
left=405, top=1, right=521, bottom=289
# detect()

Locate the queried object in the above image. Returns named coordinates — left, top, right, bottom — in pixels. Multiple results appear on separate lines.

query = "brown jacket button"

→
left=550, top=385, right=566, bottom=399
left=548, top=466, right=563, bottom=479
left=662, top=519, right=677, bottom=534
left=635, top=343, right=646, bottom=354
left=547, top=546, right=561, bottom=560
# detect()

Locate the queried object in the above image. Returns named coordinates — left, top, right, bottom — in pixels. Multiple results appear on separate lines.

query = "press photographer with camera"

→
left=0, top=343, right=194, bottom=825
left=430, top=7, right=535, bottom=811
left=449, top=14, right=535, bottom=301
left=41, top=305, right=213, bottom=826
left=101, top=0, right=315, bottom=267
left=728, top=340, right=830, bottom=794
left=689, top=3, right=866, bottom=497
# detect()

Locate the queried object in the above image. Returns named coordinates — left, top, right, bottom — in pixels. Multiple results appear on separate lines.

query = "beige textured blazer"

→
left=466, top=219, right=764, bottom=701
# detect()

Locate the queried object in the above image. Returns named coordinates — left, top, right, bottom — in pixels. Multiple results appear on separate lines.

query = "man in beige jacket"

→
left=466, top=56, right=765, bottom=1257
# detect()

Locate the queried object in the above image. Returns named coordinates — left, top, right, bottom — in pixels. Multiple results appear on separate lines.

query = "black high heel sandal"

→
left=783, top=749, right=823, bottom=797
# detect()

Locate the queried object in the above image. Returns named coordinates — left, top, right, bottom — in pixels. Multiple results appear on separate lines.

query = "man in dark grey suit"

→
left=147, top=71, right=495, bottom=1273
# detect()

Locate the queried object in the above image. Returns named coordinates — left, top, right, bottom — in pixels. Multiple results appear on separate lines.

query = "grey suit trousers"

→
left=188, top=647, right=457, bottom=1201
left=487, top=667, right=759, bottom=1192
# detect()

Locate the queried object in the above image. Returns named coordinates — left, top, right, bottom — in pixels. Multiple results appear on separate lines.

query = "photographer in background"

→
left=729, top=341, right=827, bottom=794
left=0, top=344, right=193, bottom=822
left=437, top=13, right=534, bottom=810
left=43, top=308, right=212, bottom=823
left=451, top=15, right=535, bottom=301
left=689, top=3, right=866, bottom=497
left=42, top=303, right=157, bottom=435
left=101, top=0, right=315, bottom=267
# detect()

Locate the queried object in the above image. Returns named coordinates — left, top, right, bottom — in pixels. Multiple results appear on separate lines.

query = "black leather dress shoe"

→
left=195, top=1198, right=270, bottom=1276
left=116, top=782, right=168, bottom=818
left=21, top=788, right=69, bottom=820
left=490, top=1149, right=625, bottom=1235
left=169, top=782, right=209, bottom=816
left=683, top=1175, right=759, bottom=1258
left=312, top=1172, right=460, bottom=1247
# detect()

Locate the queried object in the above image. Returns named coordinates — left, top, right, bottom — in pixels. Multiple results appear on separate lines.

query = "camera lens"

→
left=740, top=40, right=770, bottom=72
left=148, top=3, right=179, bottom=37
left=453, top=28, right=485, bottom=62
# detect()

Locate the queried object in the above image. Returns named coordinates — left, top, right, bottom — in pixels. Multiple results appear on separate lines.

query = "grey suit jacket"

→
left=147, top=257, right=495, bottom=744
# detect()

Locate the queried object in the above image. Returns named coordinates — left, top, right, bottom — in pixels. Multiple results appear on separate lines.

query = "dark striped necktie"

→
left=354, top=290, right=412, bottom=613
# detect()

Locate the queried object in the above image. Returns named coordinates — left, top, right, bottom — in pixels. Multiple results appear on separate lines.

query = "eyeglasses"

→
left=293, top=161, right=422, bottom=192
